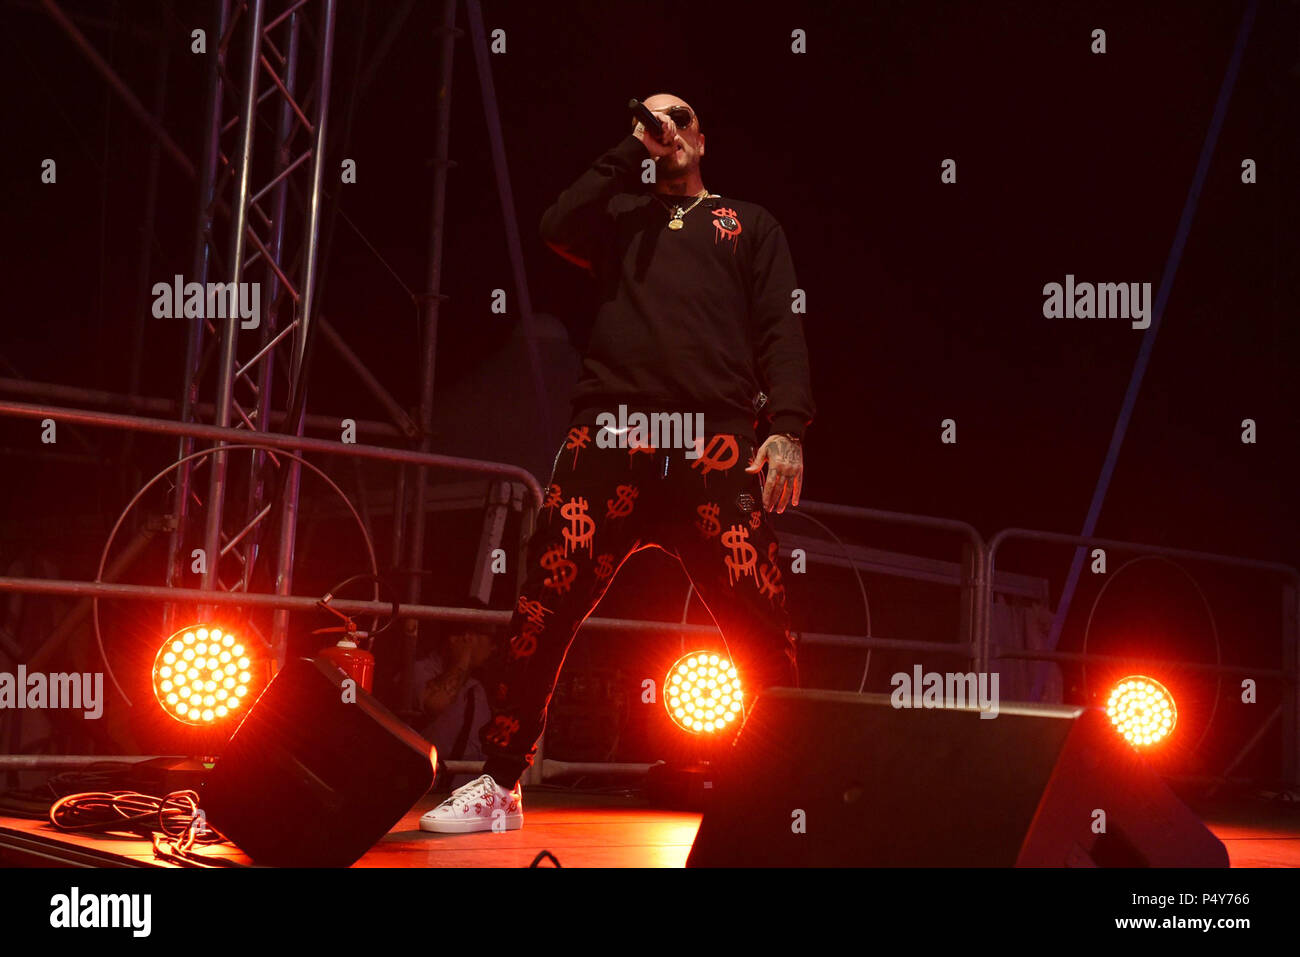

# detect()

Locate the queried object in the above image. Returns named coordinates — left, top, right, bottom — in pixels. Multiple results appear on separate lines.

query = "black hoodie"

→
left=539, top=135, right=815, bottom=442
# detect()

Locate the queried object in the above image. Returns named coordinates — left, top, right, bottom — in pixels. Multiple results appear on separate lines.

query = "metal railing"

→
left=0, top=400, right=543, bottom=508
left=793, top=500, right=986, bottom=669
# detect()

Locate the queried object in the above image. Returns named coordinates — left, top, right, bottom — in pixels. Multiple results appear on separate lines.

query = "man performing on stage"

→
left=421, top=93, right=815, bottom=832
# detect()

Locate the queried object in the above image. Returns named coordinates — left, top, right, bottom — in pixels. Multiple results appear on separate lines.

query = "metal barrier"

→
left=794, top=500, right=986, bottom=669
left=0, top=400, right=544, bottom=508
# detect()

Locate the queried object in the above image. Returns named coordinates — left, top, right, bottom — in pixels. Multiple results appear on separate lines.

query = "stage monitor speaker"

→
left=686, top=689, right=1228, bottom=867
left=202, top=656, right=435, bottom=867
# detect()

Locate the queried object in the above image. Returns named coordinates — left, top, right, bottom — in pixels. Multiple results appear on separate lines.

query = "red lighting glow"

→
left=1106, top=675, right=1176, bottom=747
left=152, top=625, right=256, bottom=726
left=664, top=651, right=742, bottom=734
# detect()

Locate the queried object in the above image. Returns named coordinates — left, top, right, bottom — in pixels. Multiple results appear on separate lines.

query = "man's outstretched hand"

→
left=745, top=434, right=804, bottom=513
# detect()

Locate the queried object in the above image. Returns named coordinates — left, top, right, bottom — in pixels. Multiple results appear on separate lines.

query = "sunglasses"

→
left=654, top=106, right=694, bottom=130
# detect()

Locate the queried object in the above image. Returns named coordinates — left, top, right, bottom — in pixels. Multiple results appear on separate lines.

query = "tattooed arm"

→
left=422, top=631, right=494, bottom=716
left=746, top=216, right=812, bottom=512
left=745, top=432, right=804, bottom=514
left=422, top=654, right=472, bottom=717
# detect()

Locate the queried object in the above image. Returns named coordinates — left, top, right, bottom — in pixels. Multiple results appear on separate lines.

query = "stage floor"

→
left=0, top=790, right=1296, bottom=867
left=0, top=789, right=699, bottom=868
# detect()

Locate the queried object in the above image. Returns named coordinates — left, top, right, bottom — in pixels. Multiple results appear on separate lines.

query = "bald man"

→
left=421, top=94, right=815, bottom=833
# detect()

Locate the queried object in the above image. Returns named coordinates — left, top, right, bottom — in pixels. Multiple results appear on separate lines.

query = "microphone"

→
left=628, top=98, right=664, bottom=140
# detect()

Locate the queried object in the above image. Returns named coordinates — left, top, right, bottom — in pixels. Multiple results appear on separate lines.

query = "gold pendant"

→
left=667, top=219, right=684, bottom=230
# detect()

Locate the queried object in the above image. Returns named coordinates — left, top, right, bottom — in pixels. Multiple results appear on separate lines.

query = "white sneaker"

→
left=419, top=774, right=523, bottom=833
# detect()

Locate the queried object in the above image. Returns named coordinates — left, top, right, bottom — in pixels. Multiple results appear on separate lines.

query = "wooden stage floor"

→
left=0, top=789, right=1296, bottom=867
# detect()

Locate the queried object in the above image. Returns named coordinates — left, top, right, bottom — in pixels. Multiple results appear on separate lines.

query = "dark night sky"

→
left=0, top=1, right=1296, bottom=763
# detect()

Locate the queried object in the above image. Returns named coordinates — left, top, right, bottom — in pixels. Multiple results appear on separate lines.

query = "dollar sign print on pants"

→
left=722, top=524, right=759, bottom=586
left=543, top=483, right=563, bottom=520
left=560, top=497, right=596, bottom=558
left=478, top=426, right=797, bottom=788
left=605, top=483, right=638, bottom=520
left=695, top=502, right=721, bottom=539
left=565, top=425, right=592, bottom=469
left=690, top=434, right=740, bottom=481
left=509, top=596, right=551, bottom=661
left=539, top=545, right=577, bottom=595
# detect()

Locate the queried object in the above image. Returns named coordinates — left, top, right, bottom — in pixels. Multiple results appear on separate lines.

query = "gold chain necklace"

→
left=653, top=189, right=712, bottom=231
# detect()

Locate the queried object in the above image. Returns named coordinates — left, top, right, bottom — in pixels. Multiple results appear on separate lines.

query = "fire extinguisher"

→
left=312, top=574, right=399, bottom=694
left=318, top=637, right=375, bottom=693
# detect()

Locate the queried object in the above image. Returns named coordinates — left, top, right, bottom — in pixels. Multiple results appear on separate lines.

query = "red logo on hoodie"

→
left=712, top=207, right=742, bottom=250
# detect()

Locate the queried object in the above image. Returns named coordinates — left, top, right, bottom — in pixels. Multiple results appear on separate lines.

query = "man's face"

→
left=642, top=93, right=705, bottom=178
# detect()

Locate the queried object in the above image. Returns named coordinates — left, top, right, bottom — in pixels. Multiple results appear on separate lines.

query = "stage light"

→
left=1105, top=675, right=1176, bottom=747
left=153, top=625, right=259, bottom=727
left=664, top=652, right=743, bottom=734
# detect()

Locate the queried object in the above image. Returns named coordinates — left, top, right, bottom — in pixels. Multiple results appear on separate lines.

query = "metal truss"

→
left=163, top=0, right=339, bottom=659
left=25, top=0, right=551, bottom=691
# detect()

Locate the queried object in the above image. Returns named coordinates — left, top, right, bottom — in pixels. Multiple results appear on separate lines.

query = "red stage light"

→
left=664, top=652, right=742, bottom=734
left=1106, top=675, right=1176, bottom=747
left=153, top=625, right=257, bottom=726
